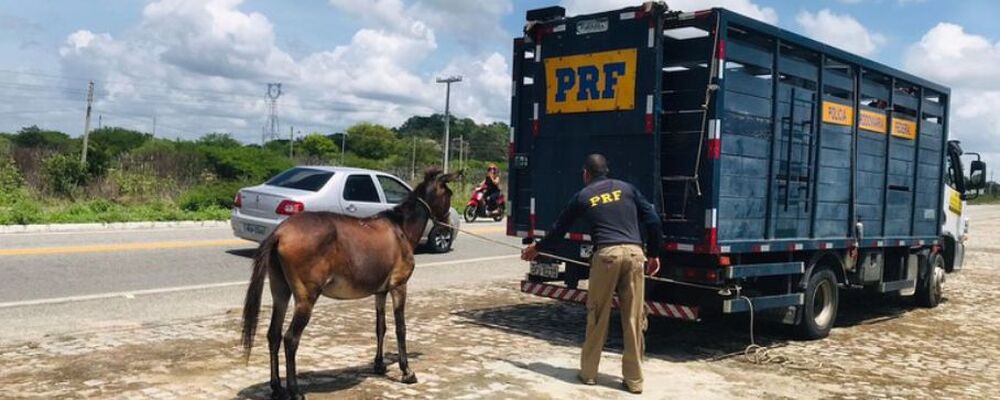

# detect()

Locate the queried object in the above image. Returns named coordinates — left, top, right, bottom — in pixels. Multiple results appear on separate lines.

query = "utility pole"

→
left=152, top=116, right=156, bottom=136
left=411, top=136, right=417, bottom=181
left=289, top=126, right=294, bottom=158
left=81, top=81, right=95, bottom=164
left=436, top=75, right=462, bottom=173
left=331, top=132, right=348, bottom=165
left=98, top=114, right=102, bottom=130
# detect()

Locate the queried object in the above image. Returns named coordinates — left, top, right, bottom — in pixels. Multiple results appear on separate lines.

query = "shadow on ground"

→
left=454, top=288, right=930, bottom=363
left=236, top=353, right=423, bottom=400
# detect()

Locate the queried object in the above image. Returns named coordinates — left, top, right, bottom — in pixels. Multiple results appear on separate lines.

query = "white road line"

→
left=416, top=254, right=518, bottom=268
left=0, top=254, right=521, bottom=309
left=0, top=226, right=228, bottom=237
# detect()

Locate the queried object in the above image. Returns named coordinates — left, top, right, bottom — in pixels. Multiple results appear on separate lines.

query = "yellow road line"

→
left=0, top=225, right=507, bottom=257
left=0, top=239, right=250, bottom=257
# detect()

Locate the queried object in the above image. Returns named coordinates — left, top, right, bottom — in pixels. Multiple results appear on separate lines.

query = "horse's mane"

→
left=376, top=168, right=441, bottom=225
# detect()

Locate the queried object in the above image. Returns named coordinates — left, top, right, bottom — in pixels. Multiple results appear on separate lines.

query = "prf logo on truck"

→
left=545, top=49, right=636, bottom=114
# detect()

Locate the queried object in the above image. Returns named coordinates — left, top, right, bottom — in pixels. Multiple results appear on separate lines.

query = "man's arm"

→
left=632, top=185, right=663, bottom=258
left=535, top=194, right=584, bottom=252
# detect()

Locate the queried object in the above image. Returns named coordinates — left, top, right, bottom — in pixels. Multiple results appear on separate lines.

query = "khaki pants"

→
left=580, top=244, right=647, bottom=389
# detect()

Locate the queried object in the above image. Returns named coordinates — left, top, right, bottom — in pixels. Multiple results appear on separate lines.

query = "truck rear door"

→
left=509, top=5, right=664, bottom=255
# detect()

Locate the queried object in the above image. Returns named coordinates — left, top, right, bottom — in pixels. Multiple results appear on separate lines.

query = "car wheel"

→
left=426, top=227, right=453, bottom=253
left=463, top=205, right=478, bottom=223
left=796, top=268, right=839, bottom=340
left=916, top=253, right=945, bottom=308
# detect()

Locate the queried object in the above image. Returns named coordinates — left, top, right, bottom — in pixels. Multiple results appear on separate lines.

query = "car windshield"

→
left=265, top=168, right=334, bottom=192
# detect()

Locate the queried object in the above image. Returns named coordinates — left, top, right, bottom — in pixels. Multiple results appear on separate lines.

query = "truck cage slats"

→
left=508, top=5, right=949, bottom=260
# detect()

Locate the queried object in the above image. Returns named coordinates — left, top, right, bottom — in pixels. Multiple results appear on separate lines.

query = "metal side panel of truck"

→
left=508, top=3, right=986, bottom=339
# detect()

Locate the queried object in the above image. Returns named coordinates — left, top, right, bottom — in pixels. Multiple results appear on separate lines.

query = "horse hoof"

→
left=401, top=371, right=418, bottom=384
left=289, top=392, right=306, bottom=400
left=374, top=363, right=387, bottom=375
left=270, top=386, right=287, bottom=400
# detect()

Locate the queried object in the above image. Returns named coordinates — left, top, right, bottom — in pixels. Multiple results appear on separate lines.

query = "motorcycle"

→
left=464, top=184, right=505, bottom=223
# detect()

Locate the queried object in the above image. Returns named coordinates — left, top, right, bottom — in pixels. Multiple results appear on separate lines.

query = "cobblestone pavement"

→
left=3, top=211, right=999, bottom=399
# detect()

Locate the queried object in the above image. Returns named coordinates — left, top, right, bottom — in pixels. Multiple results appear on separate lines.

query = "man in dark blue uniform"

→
left=522, top=154, right=662, bottom=394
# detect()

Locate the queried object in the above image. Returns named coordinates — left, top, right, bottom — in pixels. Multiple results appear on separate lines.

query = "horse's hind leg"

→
left=267, top=268, right=291, bottom=399
left=374, top=293, right=388, bottom=375
left=284, top=294, right=316, bottom=400
left=390, top=284, right=417, bottom=384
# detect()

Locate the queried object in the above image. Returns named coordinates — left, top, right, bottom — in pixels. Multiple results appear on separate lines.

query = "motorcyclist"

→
left=481, top=164, right=502, bottom=213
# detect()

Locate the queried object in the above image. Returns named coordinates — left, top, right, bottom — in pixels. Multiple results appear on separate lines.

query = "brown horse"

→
left=241, top=168, right=460, bottom=400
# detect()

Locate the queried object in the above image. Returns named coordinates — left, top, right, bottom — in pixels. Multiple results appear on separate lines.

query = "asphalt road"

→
left=0, top=220, right=524, bottom=342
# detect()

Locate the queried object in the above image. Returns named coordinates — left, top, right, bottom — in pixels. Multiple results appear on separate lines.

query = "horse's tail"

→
left=241, top=233, right=278, bottom=361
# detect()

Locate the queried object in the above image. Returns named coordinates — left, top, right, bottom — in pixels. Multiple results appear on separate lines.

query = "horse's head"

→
left=414, top=167, right=462, bottom=224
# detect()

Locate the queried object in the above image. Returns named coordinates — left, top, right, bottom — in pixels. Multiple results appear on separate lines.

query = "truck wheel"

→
left=797, top=269, right=839, bottom=340
left=916, top=254, right=945, bottom=308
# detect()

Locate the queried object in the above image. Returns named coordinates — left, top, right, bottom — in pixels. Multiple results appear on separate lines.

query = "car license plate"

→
left=243, top=223, right=266, bottom=236
left=529, top=262, right=560, bottom=279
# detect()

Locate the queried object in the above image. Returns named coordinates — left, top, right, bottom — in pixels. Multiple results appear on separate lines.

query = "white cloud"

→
left=433, top=52, right=511, bottom=123
left=837, top=0, right=925, bottom=4
left=904, top=23, right=1000, bottom=89
left=904, top=23, right=1000, bottom=166
left=329, top=0, right=511, bottom=51
left=37, top=0, right=512, bottom=143
left=410, top=0, right=513, bottom=51
left=560, top=0, right=778, bottom=24
left=795, top=9, right=886, bottom=57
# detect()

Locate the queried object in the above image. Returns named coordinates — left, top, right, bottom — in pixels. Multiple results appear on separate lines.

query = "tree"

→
left=467, top=121, right=509, bottom=161
left=196, top=132, right=242, bottom=148
left=345, top=123, right=400, bottom=160
left=13, top=126, right=73, bottom=150
left=88, top=127, right=153, bottom=156
left=396, top=114, right=508, bottom=161
left=300, top=133, right=338, bottom=159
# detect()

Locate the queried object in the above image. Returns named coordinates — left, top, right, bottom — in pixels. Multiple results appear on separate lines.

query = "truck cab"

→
left=941, top=141, right=987, bottom=271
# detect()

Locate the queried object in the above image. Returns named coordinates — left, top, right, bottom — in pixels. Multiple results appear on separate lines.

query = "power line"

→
left=0, top=78, right=385, bottom=115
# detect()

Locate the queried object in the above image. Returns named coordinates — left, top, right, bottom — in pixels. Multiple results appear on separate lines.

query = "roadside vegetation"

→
left=0, top=115, right=507, bottom=225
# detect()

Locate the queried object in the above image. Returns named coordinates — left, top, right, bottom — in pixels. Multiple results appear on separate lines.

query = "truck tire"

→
left=916, top=253, right=945, bottom=308
left=797, top=268, right=839, bottom=340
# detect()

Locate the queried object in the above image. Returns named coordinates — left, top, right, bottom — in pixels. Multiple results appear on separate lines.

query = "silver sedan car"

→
left=231, top=166, right=460, bottom=253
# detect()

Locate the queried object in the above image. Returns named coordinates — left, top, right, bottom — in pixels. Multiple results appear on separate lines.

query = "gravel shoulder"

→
left=1, top=208, right=998, bottom=399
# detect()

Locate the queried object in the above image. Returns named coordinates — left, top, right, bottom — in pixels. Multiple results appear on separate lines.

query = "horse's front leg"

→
left=390, top=284, right=417, bottom=384
left=374, top=293, right=388, bottom=375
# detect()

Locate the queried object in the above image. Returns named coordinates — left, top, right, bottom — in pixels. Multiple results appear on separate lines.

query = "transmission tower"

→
left=262, top=83, right=282, bottom=145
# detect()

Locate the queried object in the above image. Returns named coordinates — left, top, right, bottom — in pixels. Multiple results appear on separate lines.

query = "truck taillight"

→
left=276, top=200, right=304, bottom=215
left=234, top=192, right=242, bottom=208
left=678, top=267, right=721, bottom=284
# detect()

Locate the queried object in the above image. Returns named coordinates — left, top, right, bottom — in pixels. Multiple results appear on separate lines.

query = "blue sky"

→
left=1, top=0, right=999, bottom=163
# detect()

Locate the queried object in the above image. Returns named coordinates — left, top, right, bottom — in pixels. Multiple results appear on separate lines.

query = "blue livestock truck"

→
left=509, top=3, right=987, bottom=339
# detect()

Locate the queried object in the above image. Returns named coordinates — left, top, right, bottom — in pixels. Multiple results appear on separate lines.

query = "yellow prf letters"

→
left=589, top=190, right=623, bottom=207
